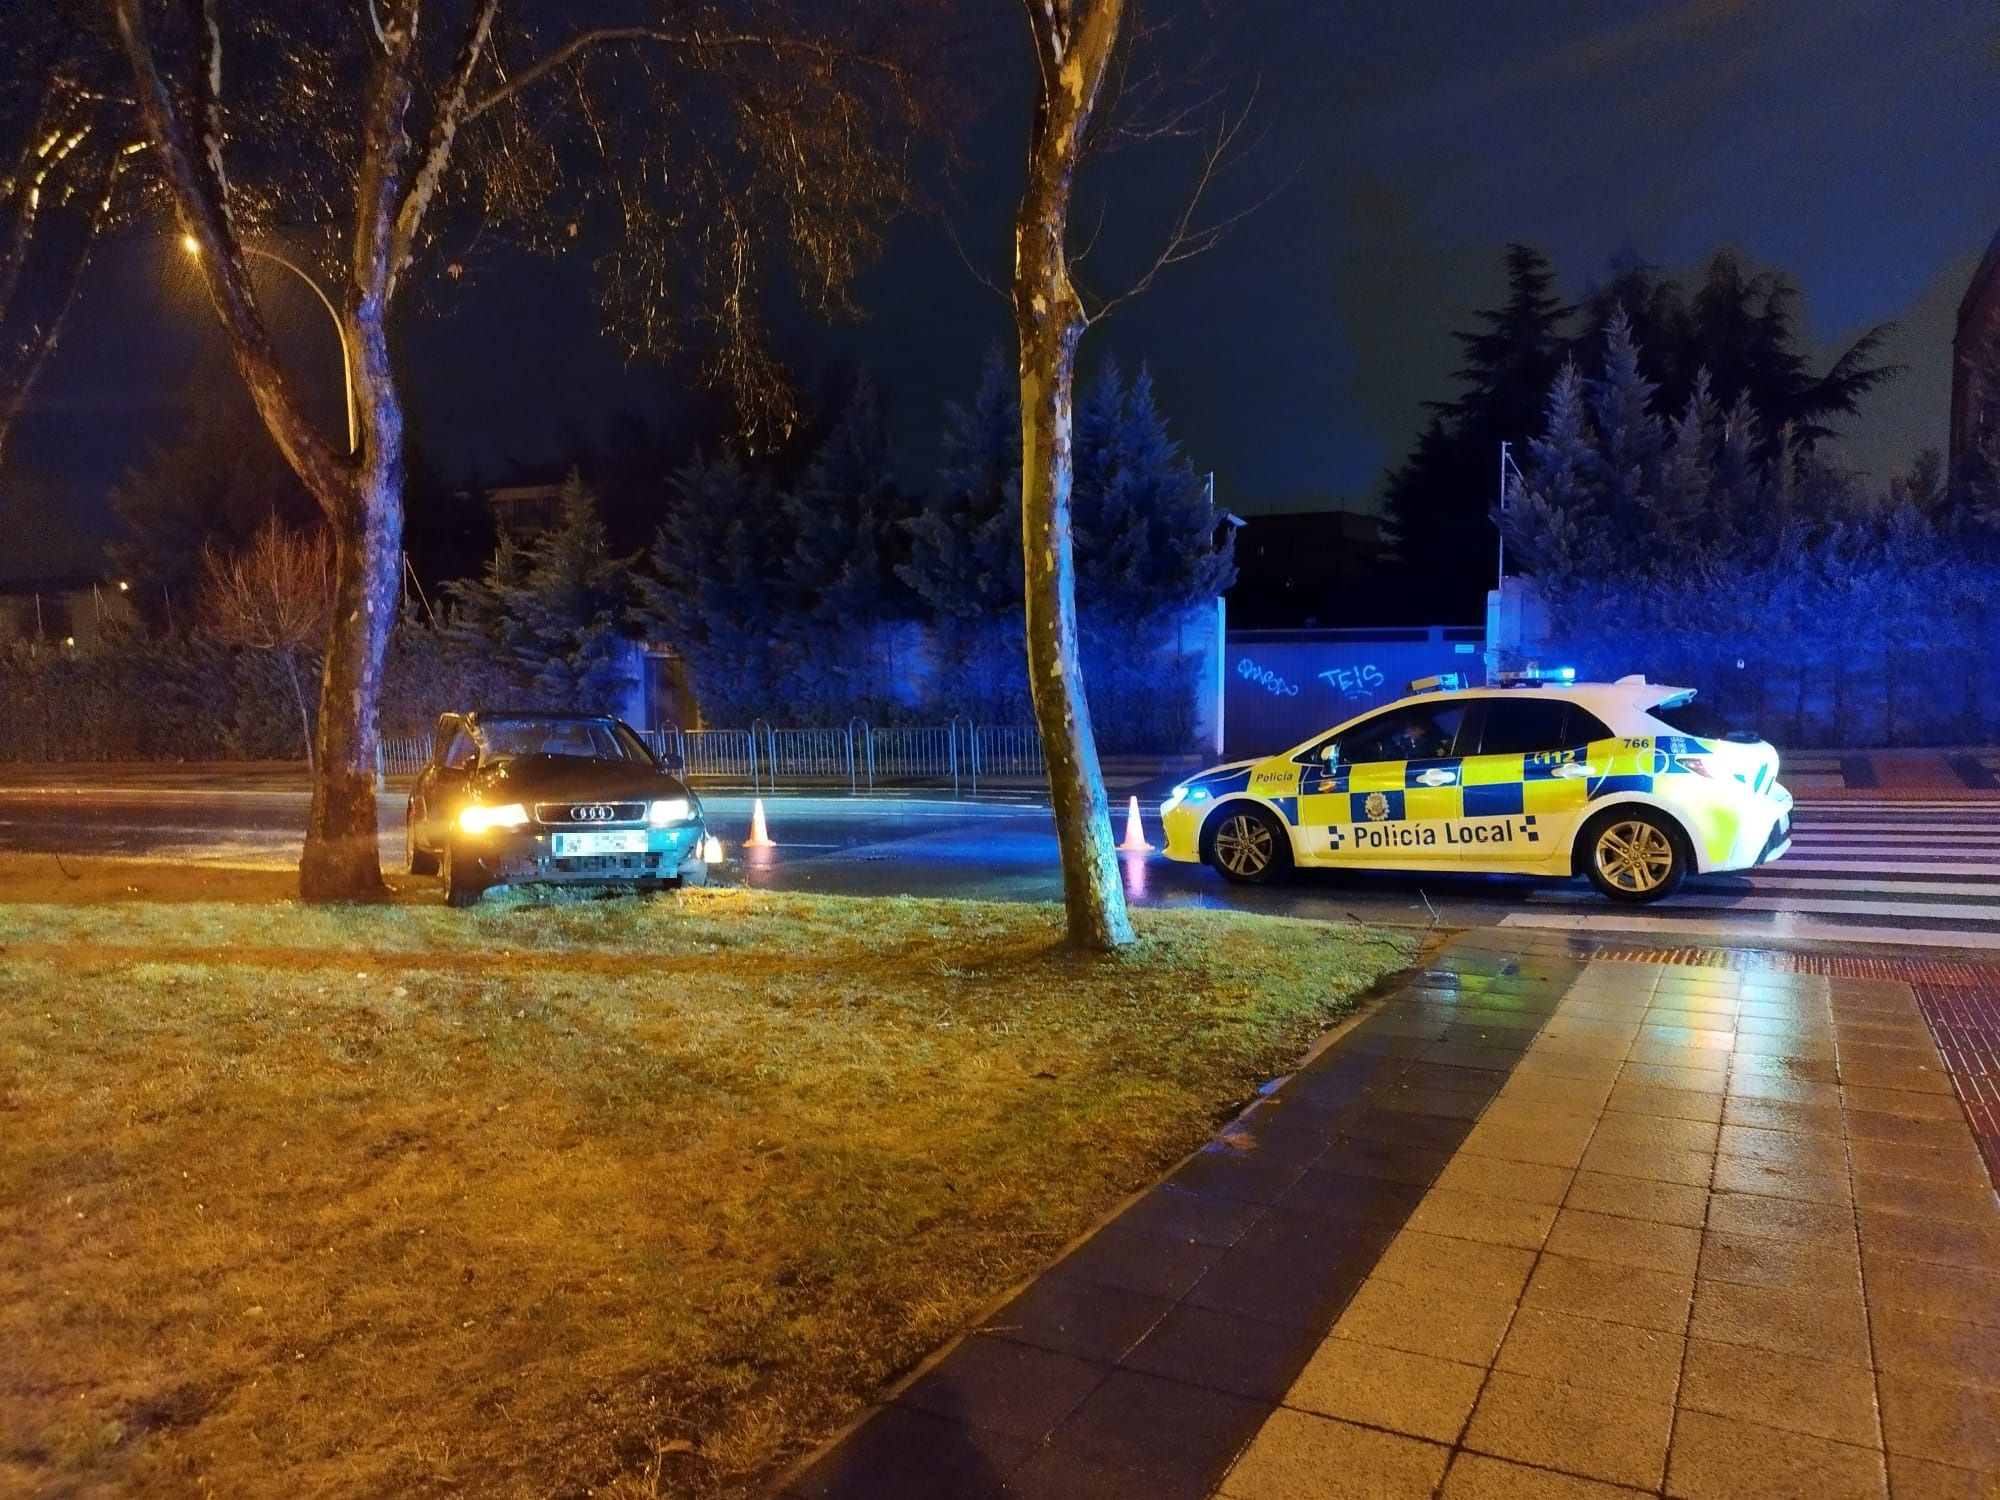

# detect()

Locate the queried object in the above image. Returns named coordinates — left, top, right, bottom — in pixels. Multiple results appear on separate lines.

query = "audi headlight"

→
left=459, top=802, right=529, bottom=835
left=648, top=797, right=693, bottom=826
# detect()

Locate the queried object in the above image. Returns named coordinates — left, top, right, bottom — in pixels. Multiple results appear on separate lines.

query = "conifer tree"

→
left=1105, top=364, right=1234, bottom=614
left=1069, top=359, right=1130, bottom=594
left=785, top=371, right=909, bottom=625
left=780, top=370, right=912, bottom=711
left=441, top=534, right=530, bottom=685
left=444, top=474, right=636, bottom=712
left=1383, top=244, right=1570, bottom=608
left=1649, top=369, right=1718, bottom=553
left=1587, top=310, right=1667, bottom=535
left=1571, top=253, right=1896, bottom=452
left=1711, top=394, right=1763, bottom=544
left=514, top=475, right=638, bottom=709
left=900, top=349, right=1022, bottom=621
left=643, top=452, right=790, bottom=725
left=1501, top=362, right=1605, bottom=584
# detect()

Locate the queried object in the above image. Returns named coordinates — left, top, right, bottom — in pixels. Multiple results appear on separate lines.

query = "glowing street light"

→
left=179, top=232, right=357, bottom=454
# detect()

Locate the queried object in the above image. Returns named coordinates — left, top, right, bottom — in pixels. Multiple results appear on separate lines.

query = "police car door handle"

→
left=1552, top=762, right=1596, bottom=779
left=1416, top=769, right=1457, bottom=787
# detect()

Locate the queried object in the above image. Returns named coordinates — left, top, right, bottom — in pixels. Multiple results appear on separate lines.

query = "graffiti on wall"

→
left=1318, top=663, right=1387, bottom=700
left=1236, top=658, right=1300, bottom=697
left=1238, top=657, right=1393, bottom=703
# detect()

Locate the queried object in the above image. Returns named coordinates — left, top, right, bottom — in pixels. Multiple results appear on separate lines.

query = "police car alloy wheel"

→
left=1208, top=807, right=1289, bottom=884
left=1582, top=809, right=1687, bottom=903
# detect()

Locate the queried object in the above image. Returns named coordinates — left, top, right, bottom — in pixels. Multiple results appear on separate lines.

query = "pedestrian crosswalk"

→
left=1510, top=798, right=2000, bottom=948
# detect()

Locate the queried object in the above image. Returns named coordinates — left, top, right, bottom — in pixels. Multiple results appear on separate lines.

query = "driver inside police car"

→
left=1383, top=712, right=1455, bottom=762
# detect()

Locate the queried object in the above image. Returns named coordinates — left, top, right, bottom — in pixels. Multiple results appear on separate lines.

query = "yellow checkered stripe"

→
left=1300, top=739, right=1650, bottom=825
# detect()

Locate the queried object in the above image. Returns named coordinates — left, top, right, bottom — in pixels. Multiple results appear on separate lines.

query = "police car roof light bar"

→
left=1496, top=665, right=1578, bottom=687
left=1408, top=672, right=1467, bottom=694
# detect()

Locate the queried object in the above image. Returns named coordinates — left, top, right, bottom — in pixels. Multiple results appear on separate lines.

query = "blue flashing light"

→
left=1497, top=665, right=1577, bottom=687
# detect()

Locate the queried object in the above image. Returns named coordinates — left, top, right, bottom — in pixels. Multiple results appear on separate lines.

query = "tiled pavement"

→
left=778, top=932, right=2000, bottom=1500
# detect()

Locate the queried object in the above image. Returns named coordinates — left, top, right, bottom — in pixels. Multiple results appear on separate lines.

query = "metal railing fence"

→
left=380, top=718, right=1044, bottom=795
left=378, top=734, right=430, bottom=780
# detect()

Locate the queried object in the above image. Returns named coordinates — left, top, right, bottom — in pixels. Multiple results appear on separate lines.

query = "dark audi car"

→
left=407, top=711, right=710, bottom=906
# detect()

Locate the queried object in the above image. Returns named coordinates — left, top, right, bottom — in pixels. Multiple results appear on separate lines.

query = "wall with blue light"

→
left=1223, top=626, right=1484, bottom=756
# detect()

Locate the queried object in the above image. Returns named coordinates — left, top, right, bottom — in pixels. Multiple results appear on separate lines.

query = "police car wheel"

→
left=1206, top=806, right=1289, bottom=884
left=1582, top=810, right=1687, bottom=904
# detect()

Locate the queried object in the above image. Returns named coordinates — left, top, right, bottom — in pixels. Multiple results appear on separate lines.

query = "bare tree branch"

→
left=938, top=206, right=1007, bottom=303
left=200, top=519, right=335, bottom=654
left=461, top=26, right=909, bottom=127
left=389, top=0, right=501, bottom=294
left=1085, top=81, right=1274, bottom=322
left=199, top=519, right=335, bottom=769
left=350, top=0, right=420, bottom=349
left=112, top=0, right=351, bottom=508
left=0, top=144, right=126, bottom=459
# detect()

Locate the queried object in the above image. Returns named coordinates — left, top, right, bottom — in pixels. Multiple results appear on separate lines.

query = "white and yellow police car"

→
left=1162, top=670, right=1792, bottom=903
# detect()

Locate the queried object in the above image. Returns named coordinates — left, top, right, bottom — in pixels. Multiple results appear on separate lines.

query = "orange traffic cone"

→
left=1117, top=795, right=1153, bottom=853
left=700, top=834, right=725, bottom=864
left=743, top=798, right=777, bottom=848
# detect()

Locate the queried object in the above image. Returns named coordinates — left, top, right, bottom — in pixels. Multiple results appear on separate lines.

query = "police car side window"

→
left=1565, top=706, right=1615, bottom=746
left=1341, top=705, right=1467, bottom=763
left=1476, top=701, right=1571, bottom=757
left=1477, top=700, right=1613, bottom=756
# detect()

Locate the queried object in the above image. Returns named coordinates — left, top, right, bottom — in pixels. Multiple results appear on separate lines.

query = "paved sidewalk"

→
left=777, top=930, right=2000, bottom=1500
left=1219, top=945, right=2000, bottom=1498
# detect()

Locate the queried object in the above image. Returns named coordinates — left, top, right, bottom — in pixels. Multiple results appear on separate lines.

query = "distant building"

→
left=1951, top=226, right=2000, bottom=464
left=1226, top=510, right=1391, bottom=629
left=459, top=463, right=573, bottom=538
left=0, top=576, right=137, bottom=648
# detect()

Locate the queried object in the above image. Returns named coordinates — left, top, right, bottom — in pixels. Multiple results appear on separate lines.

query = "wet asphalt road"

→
left=0, top=782, right=1551, bottom=929
left=5, top=780, right=1999, bottom=949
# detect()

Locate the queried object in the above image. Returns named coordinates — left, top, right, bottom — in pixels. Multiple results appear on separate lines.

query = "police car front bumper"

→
left=1160, top=793, right=1207, bottom=863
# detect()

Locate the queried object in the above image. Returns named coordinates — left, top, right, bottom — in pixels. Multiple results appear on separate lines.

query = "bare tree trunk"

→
left=297, top=30, right=415, bottom=903
left=280, top=648, right=314, bottom=774
left=299, top=476, right=399, bottom=897
left=1015, top=0, right=1134, bottom=951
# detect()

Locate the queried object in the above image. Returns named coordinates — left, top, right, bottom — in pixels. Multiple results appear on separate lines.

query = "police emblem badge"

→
left=1364, top=791, right=1390, bottom=822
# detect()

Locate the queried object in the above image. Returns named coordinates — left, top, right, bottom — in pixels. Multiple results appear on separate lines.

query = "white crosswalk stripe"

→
left=1515, top=796, right=2000, bottom=946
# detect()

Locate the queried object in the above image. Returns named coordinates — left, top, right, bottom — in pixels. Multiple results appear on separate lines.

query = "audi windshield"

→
left=474, top=717, right=653, bottom=764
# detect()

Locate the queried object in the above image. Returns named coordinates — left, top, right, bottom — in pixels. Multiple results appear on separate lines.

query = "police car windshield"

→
left=478, top=718, right=650, bottom=763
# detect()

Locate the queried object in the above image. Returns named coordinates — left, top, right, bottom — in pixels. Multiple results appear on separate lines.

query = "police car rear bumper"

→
left=1718, top=783, right=1791, bottom=872
left=1758, top=812, right=1792, bottom=866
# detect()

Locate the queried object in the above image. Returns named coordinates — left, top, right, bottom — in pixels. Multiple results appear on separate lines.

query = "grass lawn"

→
left=0, top=861, right=1415, bottom=1498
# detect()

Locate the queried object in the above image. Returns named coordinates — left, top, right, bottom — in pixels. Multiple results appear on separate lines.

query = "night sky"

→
left=3, top=0, right=1996, bottom=582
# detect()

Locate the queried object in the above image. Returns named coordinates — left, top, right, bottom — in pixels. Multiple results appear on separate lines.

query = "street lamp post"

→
left=179, top=233, right=357, bottom=454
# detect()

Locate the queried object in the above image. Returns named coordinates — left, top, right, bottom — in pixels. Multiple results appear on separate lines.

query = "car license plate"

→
left=552, top=830, right=647, bottom=857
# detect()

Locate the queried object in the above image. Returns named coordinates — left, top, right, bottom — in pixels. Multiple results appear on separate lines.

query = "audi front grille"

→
left=534, top=801, right=649, bottom=827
